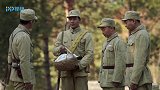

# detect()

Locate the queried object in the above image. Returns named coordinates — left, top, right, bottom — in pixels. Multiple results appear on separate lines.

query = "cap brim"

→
left=67, top=15, right=80, bottom=18
left=97, top=23, right=107, bottom=28
left=122, top=19, right=127, bottom=21
left=97, top=26, right=106, bottom=28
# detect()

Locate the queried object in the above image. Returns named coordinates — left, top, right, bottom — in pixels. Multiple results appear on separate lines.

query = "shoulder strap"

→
left=69, top=30, right=88, bottom=53
left=61, top=31, right=64, bottom=45
left=11, top=30, right=26, bottom=60
left=102, top=41, right=109, bottom=55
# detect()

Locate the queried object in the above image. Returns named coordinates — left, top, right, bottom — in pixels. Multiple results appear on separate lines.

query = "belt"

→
left=126, top=63, right=133, bottom=67
left=12, top=59, right=20, bottom=63
left=103, top=66, right=114, bottom=69
left=103, top=63, right=133, bottom=69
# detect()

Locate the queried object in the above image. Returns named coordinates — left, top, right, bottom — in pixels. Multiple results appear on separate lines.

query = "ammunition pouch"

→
left=12, top=61, right=23, bottom=79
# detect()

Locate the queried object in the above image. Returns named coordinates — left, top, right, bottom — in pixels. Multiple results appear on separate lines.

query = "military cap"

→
left=97, top=18, right=115, bottom=28
left=67, top=9, right=80, bottom=18
left=122, top=11, right=140, bottom=21
left=20, top=9, right=37, bottom=21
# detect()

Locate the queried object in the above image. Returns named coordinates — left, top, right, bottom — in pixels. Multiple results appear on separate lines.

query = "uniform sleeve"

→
left=98, top=43, right=106, bottom=82
left=53, top=32, right=63, bottom=56
left=78, top=33, right=94, bottom=70
left=112, top=39, right=126, bottom=83
left=130, top=34, right=149, bottom=84
left=98, top=59, right=103, bottom=83
left=17, top=34, right=32, bottom=83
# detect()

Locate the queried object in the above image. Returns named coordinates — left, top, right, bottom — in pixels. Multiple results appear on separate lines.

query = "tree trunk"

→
left=128, top=0, right=132, bottom=10
left=40, top=0, right=52, bottom=89
left=64, top=0, right=74, bottom=17
left=43, top=37, right=52, bottom=90
left=64, top=0, right=74, bottom=30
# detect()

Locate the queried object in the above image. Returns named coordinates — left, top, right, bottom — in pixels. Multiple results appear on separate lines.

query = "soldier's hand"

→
left=60, top=46, right=67, bottom=54
left=24, top=83, right=33, bottom=90
left=71, top=63, right=79, bottom=72
left=130, top=83, right=138, bottom=90
left=112, top=82, right=120, bottom=87
left=74, top=63, right=79, bottom=70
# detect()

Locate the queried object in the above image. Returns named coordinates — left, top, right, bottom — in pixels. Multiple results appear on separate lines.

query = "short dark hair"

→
left=20, top=19, right=31, bottom=25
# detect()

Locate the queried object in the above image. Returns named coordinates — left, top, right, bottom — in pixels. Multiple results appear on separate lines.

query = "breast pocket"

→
left=127, top=41, right=135, bottom=53
left=78, top=39, right=85, bottom=51
left=63, top=39, right=70, bottom=47
left=106, top=45, right=114, bottom=58
left=127, top=40, right=135, bottom=63
left=63, top=39, right=68, bottom=44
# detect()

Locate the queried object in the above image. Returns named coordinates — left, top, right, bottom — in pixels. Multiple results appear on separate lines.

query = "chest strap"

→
left=69, top=30, right=88, bottom=53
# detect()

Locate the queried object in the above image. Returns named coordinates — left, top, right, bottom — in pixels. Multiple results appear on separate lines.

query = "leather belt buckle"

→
left=126, top=63, right=133, bottom=67
left=102, top=66, right=114, bottom=69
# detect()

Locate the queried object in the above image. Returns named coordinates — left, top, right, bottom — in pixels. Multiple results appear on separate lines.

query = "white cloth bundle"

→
left=55, top=54, right=78, bottom=62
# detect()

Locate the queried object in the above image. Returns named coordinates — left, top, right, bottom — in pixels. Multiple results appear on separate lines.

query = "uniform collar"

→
left=107, top=32, right=118, bottom=42
left=70, top=26, right=81, bottom=34
left=130, top=24, right=146, bottom=35
left=18, top=24, right=30, bottom=35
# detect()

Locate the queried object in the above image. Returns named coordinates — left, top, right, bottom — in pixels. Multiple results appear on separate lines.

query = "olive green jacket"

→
left=53, top=27, right=94, bottom=77
left=99, top=33, right=126, bottom=87
left=8, top=24, right=35, bottom=84
left=125, top=24, right=153, bottom=86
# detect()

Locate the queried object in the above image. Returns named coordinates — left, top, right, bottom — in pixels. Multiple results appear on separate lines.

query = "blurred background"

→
left=0, top=0, right=160, bottom=90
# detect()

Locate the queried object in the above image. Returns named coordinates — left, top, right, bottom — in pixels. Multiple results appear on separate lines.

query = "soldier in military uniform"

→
left=53, top=10, right=94, bottom=90
left=7, top=9, right=37, bottom=90
left=97, top=18, right=126, bottom=90
left=122, top=11, right=153, bottom=90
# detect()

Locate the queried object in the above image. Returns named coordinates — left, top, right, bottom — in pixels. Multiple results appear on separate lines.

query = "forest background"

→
left=0, top=0, right=160, bottom=90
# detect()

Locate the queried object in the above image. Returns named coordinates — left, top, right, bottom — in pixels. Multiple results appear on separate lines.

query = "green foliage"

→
left=127, top=0, right=160, bottom=20
left=0, top=0, right=20, bottom=78
left=1, top=0, right=160, bottom=89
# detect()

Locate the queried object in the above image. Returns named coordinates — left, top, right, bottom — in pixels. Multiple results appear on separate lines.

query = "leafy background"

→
left=0, top=0, right=160, bottom=90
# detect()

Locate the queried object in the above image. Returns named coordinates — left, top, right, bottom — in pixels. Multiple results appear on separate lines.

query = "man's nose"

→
left=70, top=19, right=74, bottom=22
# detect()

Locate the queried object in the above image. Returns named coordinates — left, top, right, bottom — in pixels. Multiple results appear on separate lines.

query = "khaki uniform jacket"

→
left=8, top=24, right=36, bottom=84
left=99, top=33, right=126, bottom=87
left=125, top=24, right=153, bottom=86
left=53, top=27, right=94, bottom=77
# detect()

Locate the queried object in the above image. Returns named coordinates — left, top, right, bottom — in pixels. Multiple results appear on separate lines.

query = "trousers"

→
left=61, top=76, right=88, bottom=90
